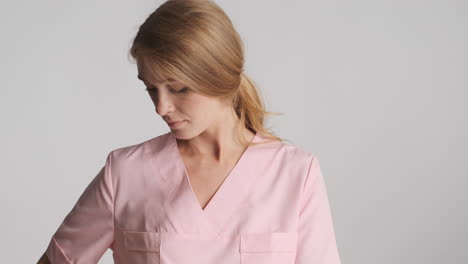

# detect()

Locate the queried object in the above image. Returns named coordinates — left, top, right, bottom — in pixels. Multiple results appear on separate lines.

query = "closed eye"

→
left=176, top=87, right=189, bottom=93
left=144, top=87, right=189, bottom=94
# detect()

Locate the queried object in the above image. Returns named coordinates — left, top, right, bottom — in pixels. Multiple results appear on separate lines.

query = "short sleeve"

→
left=45, top=152, right=115, bottom=264
left=295, top=155, right=341, bottom=264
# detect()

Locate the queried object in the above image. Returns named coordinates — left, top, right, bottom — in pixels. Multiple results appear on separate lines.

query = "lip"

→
left=168, top=120, right=185, bottom=128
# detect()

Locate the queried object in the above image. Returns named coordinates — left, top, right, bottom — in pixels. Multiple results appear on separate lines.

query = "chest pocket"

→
left=123, top=230, right=161, bottom=263
left=240, top=231, right=298, bottom=264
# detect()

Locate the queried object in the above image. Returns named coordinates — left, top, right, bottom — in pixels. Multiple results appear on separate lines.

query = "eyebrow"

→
left=137, top=75, right=176, bottom=85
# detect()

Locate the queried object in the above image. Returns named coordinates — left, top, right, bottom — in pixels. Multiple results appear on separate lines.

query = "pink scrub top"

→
left=45, top=131, right=341, bottom=264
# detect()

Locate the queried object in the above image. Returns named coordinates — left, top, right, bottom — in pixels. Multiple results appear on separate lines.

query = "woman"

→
left=38, top=0, right=341, bottom=263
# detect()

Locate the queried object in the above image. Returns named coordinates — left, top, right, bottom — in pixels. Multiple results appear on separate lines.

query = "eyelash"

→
left=144, top=87, right=189, bottom=94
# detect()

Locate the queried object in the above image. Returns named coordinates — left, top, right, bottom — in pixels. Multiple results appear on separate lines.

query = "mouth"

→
left=168, top=120, right=185, bottom=128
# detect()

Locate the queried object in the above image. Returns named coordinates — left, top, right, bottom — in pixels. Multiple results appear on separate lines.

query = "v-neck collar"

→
left=163, top=130, right=263, bottom=235
left=171, top=131, right=258, bottom=213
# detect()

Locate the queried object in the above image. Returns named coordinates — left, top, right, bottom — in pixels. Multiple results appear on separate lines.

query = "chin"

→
left=171, top=126, right=204, bottom=140
left=170, top=129, right=192, bottom=140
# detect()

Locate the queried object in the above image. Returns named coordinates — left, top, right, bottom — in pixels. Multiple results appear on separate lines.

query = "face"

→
left=137, top=60, right=228, bottom=139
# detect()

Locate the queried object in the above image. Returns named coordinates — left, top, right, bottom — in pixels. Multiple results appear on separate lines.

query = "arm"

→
left=43, top=152, right=115, bottom=263
left=295, top=155, right=341, bottom=264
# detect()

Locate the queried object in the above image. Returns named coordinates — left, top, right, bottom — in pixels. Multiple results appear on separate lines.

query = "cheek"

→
left=183, top=95, right=221, bottom=120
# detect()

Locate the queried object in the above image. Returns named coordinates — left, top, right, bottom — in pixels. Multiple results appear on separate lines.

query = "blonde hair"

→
left=128, top=0, right=289, bottom=147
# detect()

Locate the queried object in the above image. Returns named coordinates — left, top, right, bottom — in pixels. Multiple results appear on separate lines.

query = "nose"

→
left=155, top=95, right=175, bottom=117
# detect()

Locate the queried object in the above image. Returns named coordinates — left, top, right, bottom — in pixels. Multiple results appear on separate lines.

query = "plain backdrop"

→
left=1, top=0, right=467, bottom=263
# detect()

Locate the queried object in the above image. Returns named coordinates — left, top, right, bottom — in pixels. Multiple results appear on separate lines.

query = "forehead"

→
left=136, top=58, right=178, bottom=85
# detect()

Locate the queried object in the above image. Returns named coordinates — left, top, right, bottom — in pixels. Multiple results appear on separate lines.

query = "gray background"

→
left=1, top=0, right=467, bottom=263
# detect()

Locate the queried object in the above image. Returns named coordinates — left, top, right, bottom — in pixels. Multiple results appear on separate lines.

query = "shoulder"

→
left=106, top=131, right=173, bottom=163
left=254, top=135, right=316, bottom=181
left=254, top=132, right=317, bottom=165
left=274, top=139, right=316, bottom=165
left=274, top=140, right=325, bottom=197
